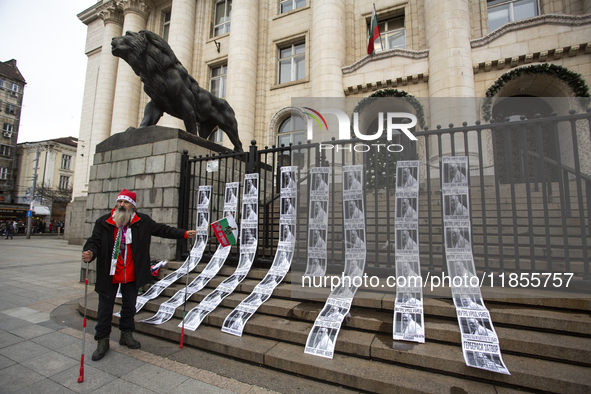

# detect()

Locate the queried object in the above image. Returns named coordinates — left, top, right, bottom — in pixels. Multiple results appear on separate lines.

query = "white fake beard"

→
left=113, top=206, right=132, bottom=227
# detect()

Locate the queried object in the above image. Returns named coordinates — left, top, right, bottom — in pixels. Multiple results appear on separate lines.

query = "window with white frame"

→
left=488, top=0, right=539, bottom=32
left=59, top=175, right=70, bottom=190
left=213, top=0, right=231, bottom=37
left=9, top=82, right=19, bottom=92
left=277, top=115, right=306, bottom=168
left=0, top=167, right=7, bottom=180
left=208, top=64, right=228, bottom=143
left=61, top=154, right=72, bottom=170
left=279, top=0, right=305, bottom=14
left=3, top=124, right=14, bottom=133
left=0, top=80, right=4, bottom=88
left=5, top=104, right=16, bottom=115
left=0, top=145, right=10, bottom=156
left=278, top=42, right=305, bottom=84
left=370, top=15, right=405, bottom=52
left=162, top=11, right=171, bottom=41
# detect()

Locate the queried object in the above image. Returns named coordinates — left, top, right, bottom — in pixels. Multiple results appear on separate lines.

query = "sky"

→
left=1, top=0, right=98, bottom=144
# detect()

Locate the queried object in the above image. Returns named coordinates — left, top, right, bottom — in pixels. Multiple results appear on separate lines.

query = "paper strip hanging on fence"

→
left=392, top=161, right=425, bottom=343
left=305, top=164, right=366, bottom=359
left=180, top=174, right=259, bottom=331
left=140, top=183, right=239, bottom=325
left=130, top=185, right=212, bottom=314
left=221, top=166, right=298, bottom=337
left=441, top=156, right=510, bottom=375
left=304, top=167, right=330, bottom=276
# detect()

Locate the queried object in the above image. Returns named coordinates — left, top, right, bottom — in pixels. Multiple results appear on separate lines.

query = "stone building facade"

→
left=72, top=0, right=591, bottom=198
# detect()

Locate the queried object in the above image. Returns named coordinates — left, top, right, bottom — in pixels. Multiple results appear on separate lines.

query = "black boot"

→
left=91, top=338, right=109, bottom=361
left=119, top=331, right=141, bottom=349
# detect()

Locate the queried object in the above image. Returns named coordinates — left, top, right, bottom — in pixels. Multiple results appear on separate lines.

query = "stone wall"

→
left=65, top=197, right=87, bottom=245
left=79, top=125, right=230, bottom=283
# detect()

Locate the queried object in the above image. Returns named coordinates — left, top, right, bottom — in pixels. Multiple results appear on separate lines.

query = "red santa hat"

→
left=117, top=189, right=137, bottom=206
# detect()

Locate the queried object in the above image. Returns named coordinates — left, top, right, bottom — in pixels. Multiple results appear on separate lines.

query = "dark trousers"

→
left=94, top=281, right=137, bottom=340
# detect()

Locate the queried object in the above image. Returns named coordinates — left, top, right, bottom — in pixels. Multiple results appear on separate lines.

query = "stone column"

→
left=425, top=0, right=478, bottom=167
left=159, top=0, right=196, bottom=130
left=310, top=0, right=346, bottom=97
left=110, top=0, right=152, bottom=135
left=92, top=4, right=123, bottom=154
left=225, top=0, right=258, bottom=144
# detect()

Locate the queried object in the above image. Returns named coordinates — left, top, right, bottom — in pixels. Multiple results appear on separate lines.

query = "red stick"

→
left=78, top=263, right=89, bottom=383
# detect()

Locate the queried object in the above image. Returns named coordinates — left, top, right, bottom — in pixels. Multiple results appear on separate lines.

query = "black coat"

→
left=83, top=211, right=187, bottom=298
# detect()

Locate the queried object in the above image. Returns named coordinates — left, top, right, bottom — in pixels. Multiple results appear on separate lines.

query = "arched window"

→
left=277, top=115, right=306, bottom=168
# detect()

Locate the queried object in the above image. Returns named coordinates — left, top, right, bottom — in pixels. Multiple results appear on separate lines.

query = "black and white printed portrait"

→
left=346, top=229, right=365, bottom=249
left=444, top=194, right=469, bottom=217
left=467, top=351, right=506, bottom=372
left=225, top=187, right=238, bottom=204
left=313, top=172, right=329, bottom=192
left=397, top=197, right=418, bottom=221
left=198, top=189, right=210, bottom=205
left=306, top=257, right=326, bottom=276
left=345, top=171, right=362, bottom=191
left=445, top=162, right=467, bottom=184
left=242, top=202, right=258, bottom=220
left=398, top=166, right=418, bottom=188
left=395, top=312, right=424, bottom=336
left=397, top=260, right=420, bottom=282
left=344, top=259, right=364, bottom=279
left=197, top=212, right=209, bottom=228
left=455, top=295, right=486, bottom=310
left=308, top=326, right=337, bottom=351
left=240, top=227, right=257, bottom=245
left=397, top=229, right=418, bottom=251
left=225, top=310, right=250, bottom=332
left=450, top=259, right=476, bottom=280
left=311, top=201, right=328, bottom=220
left=461, top=317, right=495, bottom=337
left=282, top=170, right=296, bottom=189
left=244, top=178, right=258, bottom=195
left=194, top=234, right=207, bottom=249
left=281, top=223, right=294, bottom=242
left=205, top=290, right=229, bottom=305
left=259, top=274, right=282, bottom=288
left=309, top=229, right=327, bottom=249
left=447, top=227, right=470, bottom=249
left=273, top=250, right=292, bottom=269
left=186, top=308, right=208, bottom=326
left=220, top=274, right=245, bottom=289
left=243, top=291, right=270, bottom=306
left=238, top=252, right=255, bottom=268
left=396, top=291, right=422, bottom=306
left=332, top=282, right=357, bottom=299
left=281, top=197, right=296, bottom=216
left=209, top=257, right=224, bottom=269
left=319, top=305, right=345, bottom=321
left=345, top=200, right=364, bottom=220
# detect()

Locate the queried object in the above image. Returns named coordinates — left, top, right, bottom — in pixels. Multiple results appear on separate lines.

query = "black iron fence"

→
left=178, top=109, right=591, bottom=286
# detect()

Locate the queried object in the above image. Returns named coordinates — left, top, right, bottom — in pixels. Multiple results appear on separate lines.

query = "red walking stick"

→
left=78, top=259, right=90, bottom=383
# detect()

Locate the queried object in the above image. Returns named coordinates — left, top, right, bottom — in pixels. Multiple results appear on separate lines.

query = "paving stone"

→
left=89, top=349, right=144, bottom=378
left=14, top=378, right=76, bottom=394
left=0, top=353, right=15, bottom=370
left=21, top=351, right=78, bottom=377
left=31, top=331, right=79, bottom=351
left=121, top=363, right=189, bottom=393
left=168, top=378, right=236, bottom=394
left=0, top=364, right=45, bottom=393
left=2, top=340, right=52, bottom=363
left=86, top=378, right=158, bottom=394
left=0, top=330, right=26, bottom=349
left=9, top=323, right=55, bottom=339
left=50, top=364, right=115, bottom=394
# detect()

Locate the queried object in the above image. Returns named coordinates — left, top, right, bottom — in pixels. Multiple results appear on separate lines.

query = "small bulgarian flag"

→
left=211, top=215, right=238, bottom=247
left=367, top=4, right=380, bottom=55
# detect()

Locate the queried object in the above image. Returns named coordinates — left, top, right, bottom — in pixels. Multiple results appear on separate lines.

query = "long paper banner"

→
left=305, top=164, right=366, bottom=359
left=140, top=183, right=239, bottom=325
left=441, top=156, right=510, bottom=375
left=129, top=186, right=212, bottom=314
left=180, top=173, right=260, bottom=331
left=392, top=161, right=425, bottom=343
left=221, top=166, right=298, bottom=336
left=304, top=167, right=329, bottom=276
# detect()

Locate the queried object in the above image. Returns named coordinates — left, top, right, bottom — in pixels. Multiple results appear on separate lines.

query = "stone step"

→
left=79, top=293, right=591, bottom=393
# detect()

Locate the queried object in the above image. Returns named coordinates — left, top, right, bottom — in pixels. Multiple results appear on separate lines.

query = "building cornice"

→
left=342, top=48, right=429, bottom=75
left=471, top=14, right=591, bottom=49
left=77, top=0, right=106, bottom=25
left=116, top=0, right=153, bottom=21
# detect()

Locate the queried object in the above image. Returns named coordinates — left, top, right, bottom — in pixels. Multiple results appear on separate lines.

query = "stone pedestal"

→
left=78, top=125, right=231, bottom=283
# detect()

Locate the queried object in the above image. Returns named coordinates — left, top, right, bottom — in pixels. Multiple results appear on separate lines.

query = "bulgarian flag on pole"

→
left=211, top=215, right=238, bottom=247
left=367, top=3, right=380, bottom=55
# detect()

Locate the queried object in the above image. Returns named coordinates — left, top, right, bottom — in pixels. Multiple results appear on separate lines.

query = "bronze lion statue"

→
left=111, top=30, right=243, bottom=152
